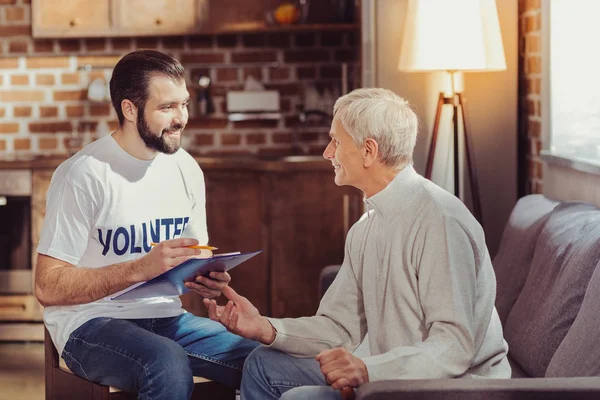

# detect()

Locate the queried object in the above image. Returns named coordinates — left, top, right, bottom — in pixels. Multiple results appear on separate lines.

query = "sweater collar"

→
left=363, top=164, right=421, bottom=217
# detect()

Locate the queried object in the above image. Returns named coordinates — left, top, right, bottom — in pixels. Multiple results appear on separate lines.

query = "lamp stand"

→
left=424, top=74, right=483, bottom=226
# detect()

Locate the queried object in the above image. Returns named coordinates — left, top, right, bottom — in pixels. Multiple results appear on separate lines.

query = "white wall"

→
left=368, top=0, right=518, bottom=256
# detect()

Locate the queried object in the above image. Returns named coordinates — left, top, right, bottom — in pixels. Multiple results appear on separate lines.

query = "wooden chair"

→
left=44, top=327, right=235, bottom=400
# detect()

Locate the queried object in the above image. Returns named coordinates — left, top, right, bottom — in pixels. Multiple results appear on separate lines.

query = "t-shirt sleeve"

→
left=37, top=176, right=96, bottom=266
left=181, top=164, right=209, bottom=245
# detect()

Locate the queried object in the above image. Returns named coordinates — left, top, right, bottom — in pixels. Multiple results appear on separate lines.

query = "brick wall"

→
left=518, top=0, right=542, bottom=194
left=0, top=0, right=358, bottom=158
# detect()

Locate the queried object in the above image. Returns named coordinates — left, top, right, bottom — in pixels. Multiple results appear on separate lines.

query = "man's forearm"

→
left=36, top=260, right=142, bottom=307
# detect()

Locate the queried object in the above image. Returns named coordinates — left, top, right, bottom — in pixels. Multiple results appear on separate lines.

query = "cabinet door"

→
left=269, top=170, right=362, bottom=318
left=180, top=171, right=269, bottom=316
left=32, top=0, right=112, bottom=38
left=115, top=0, right=204, bottom=37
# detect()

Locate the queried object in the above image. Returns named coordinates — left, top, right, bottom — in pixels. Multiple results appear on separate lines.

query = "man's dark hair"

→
left=109, top=50, right=185, bottom=125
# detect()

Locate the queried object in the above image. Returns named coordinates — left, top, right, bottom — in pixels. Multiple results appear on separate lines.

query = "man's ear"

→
left=362, top=138, right=379, bottom=168
left=121, top=99, right=137, bottom=124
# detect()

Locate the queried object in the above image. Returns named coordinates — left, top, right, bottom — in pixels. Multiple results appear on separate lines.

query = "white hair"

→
left=333, top=88, right=419, bottom=168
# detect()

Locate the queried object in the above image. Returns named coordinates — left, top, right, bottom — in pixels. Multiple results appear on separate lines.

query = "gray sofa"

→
left=320, top=194, right=600, bottom=399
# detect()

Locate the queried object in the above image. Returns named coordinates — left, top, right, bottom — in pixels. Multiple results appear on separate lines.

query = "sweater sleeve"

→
left=362, top=215, right=483, bottom=380
left=266, top=226, right=367, bottom=357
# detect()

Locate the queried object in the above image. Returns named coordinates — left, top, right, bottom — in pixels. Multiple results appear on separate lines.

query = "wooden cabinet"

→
left=32, top=0, right=358, bottom=38
left=114, top=0, right=207, bottom=37
left=181, top=158, right=363, bottom=318
left=32, top=0, right=112, bottom=38
left=32, top=0, right=207, bottom=38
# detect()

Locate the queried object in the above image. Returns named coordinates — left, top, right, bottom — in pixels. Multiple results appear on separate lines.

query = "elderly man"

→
left=204, top=88, right=511, bottom=399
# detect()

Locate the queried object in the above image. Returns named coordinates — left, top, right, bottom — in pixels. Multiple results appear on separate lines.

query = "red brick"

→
left=10, top=74, right=29, bottom=85
left=0, top=25, right=30, bottom=37
left=280, top=98, right=292, bottom=112
left=14, top=138, right=31, bottom=150
left=189, top=36, right=213, bottom=49
left=0, top=0, right=17, bottom=4
left=285, top=50, right=330, bottom=63
left=77, top=56, right=120, bottom=68
left=221, top=133, right=241, bottom=146
left=269, top=67, right=290, bottom=81
left=267, top=33, right=290, bottom=47
left=526, top=35, right=540, bottom=53
left=0, top=123, right=19, bottom=134
left=0, top=139, right=6, bottom=150
left=33, top=40, right=55, bottom=53
left=320, top=66, right=341, bottom=79
left=294, top=33, right=316, bottom=47
left=84, top=38, right=107, bottom=52
left=58, top=39, right=81, bottom=52
left=36, top=74, right=55, bottom=85
left=300, top=132, right=320, bottom=142
left=136, top=37, right=159, bottom=49
left=0, top=58, right=19, bottom=69
left=216, top=68, right=239, bottom=82
left=246, top=133, right=266, bottom=145
left=38, top=136, right=58, bottom=150
left=111, top=38, right=132, bottom=51
left=4, top=6, right=25, bottom=21
left=527, top=56, right=541, bottom=74
left=321, top=32, right=343, bottom=47
left=54, top=90, right=86, bottom=101
left=0, top=90, right=44, bottom=102
left=528, top=120, right=541, bottom=138
left=334, top=49, right=357, bottom=62
left=107, top=120, right=119, bottom=131
left=66, top=105, right=85, bottom=117
left=26, top=57, right=70, bottom=69
left=194, top=133, right=214, bottom=146
left=29, top=121, right=72, bottom=133
left=40, top=106, right=58, bottom=118
left=243, top=67, right=263, bottom=80
left=242, top=34, right=266, bottom=48
left=13, top=106, right=32, bottom=117
left=0, top=107, right=4, bottom=117
left=231, top=51, right=277, bottom=63
left=61, top=73, right=79, bottom=85
left=90, top=104, right=111, bottom=116
left=181, top=53, right=225, bottom=63
left=162, top=36, right=185, bottom=49
left=186, top=118, right=228, bottom=129
left=233, top=120, right=278, bottom=129
left=264, top=83, right=299, bottom=96
left=297, top=67, right=317, bottom=79
left=273, top=132, right=292, bottom=144
left=524, top=0, right=540, bottom=12
left=8, top=40, right=28, bottom=53
left=216, top=35, right=238, bottom=48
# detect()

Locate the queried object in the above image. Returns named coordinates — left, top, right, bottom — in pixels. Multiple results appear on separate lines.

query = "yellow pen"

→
left=150, top=243, right=218, bottom=251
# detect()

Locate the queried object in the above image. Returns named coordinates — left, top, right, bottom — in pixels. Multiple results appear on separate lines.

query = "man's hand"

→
left=316, top=347, right=369, bottom=390
left=185, top=271, right=231, bottom=299
left=203, top=286, right=276, bottom=344
left=132, top=238, right=203, bottom=282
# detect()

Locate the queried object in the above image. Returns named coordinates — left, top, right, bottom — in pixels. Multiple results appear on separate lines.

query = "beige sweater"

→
left=267, top=165, right=511, bottom=381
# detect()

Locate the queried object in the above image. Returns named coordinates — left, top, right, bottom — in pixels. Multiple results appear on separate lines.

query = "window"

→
left=546, top=0, right=600, bottom=165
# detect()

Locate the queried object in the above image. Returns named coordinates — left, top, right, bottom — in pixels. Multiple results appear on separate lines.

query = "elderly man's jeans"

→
left=241, top=346, right=346, bottom=400
left=61, top=313, right=259, bottom=400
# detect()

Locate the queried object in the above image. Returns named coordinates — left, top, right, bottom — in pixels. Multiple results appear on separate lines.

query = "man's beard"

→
left=137, top=109, right=184, bottom=155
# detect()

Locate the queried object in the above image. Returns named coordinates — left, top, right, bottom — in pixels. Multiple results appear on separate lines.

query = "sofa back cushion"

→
left=546, top=258, right=600, bottom=377
left=503, top=202, right=600, bottom=377
left=493, top=195, right=558, bottom=325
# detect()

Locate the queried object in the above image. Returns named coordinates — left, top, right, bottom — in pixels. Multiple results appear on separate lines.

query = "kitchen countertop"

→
left=0, top=154, right=333, bottom=172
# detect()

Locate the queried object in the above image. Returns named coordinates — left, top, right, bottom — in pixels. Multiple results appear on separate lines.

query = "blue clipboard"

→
left=111, top=250, right=262, bottom=301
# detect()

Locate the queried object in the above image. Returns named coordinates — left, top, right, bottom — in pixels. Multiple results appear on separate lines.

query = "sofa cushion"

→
left=503, top=202, right=600, bottom=377
left=546, top=258, right=600, bottom=377
left=493, top=195, right=558, bottom=325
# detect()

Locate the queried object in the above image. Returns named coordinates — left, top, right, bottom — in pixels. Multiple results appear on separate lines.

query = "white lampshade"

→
left=398, top=0, right=506, bottom=72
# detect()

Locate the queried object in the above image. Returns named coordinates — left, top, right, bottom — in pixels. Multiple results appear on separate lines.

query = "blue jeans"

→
left=61, top=312, right=259, bottom=400
left=241, top=346, right=350, bottom=400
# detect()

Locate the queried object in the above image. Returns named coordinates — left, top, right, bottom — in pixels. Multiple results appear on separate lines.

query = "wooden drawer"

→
left=0, top=295, right=37, bottom=321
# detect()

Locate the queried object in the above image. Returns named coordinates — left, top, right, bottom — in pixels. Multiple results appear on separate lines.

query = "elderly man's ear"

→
left=362, top=138, right=379, bottom=168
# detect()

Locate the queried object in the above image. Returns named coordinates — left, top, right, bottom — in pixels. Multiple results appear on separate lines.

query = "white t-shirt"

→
left=37, top=134, right=208, bottom=355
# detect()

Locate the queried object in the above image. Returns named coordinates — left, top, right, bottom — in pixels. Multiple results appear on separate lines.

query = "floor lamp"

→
left=398, top=0, right=507, bottom=225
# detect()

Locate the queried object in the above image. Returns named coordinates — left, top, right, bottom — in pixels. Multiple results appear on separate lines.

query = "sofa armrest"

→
left=357, top=377, right=600, bottom=400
